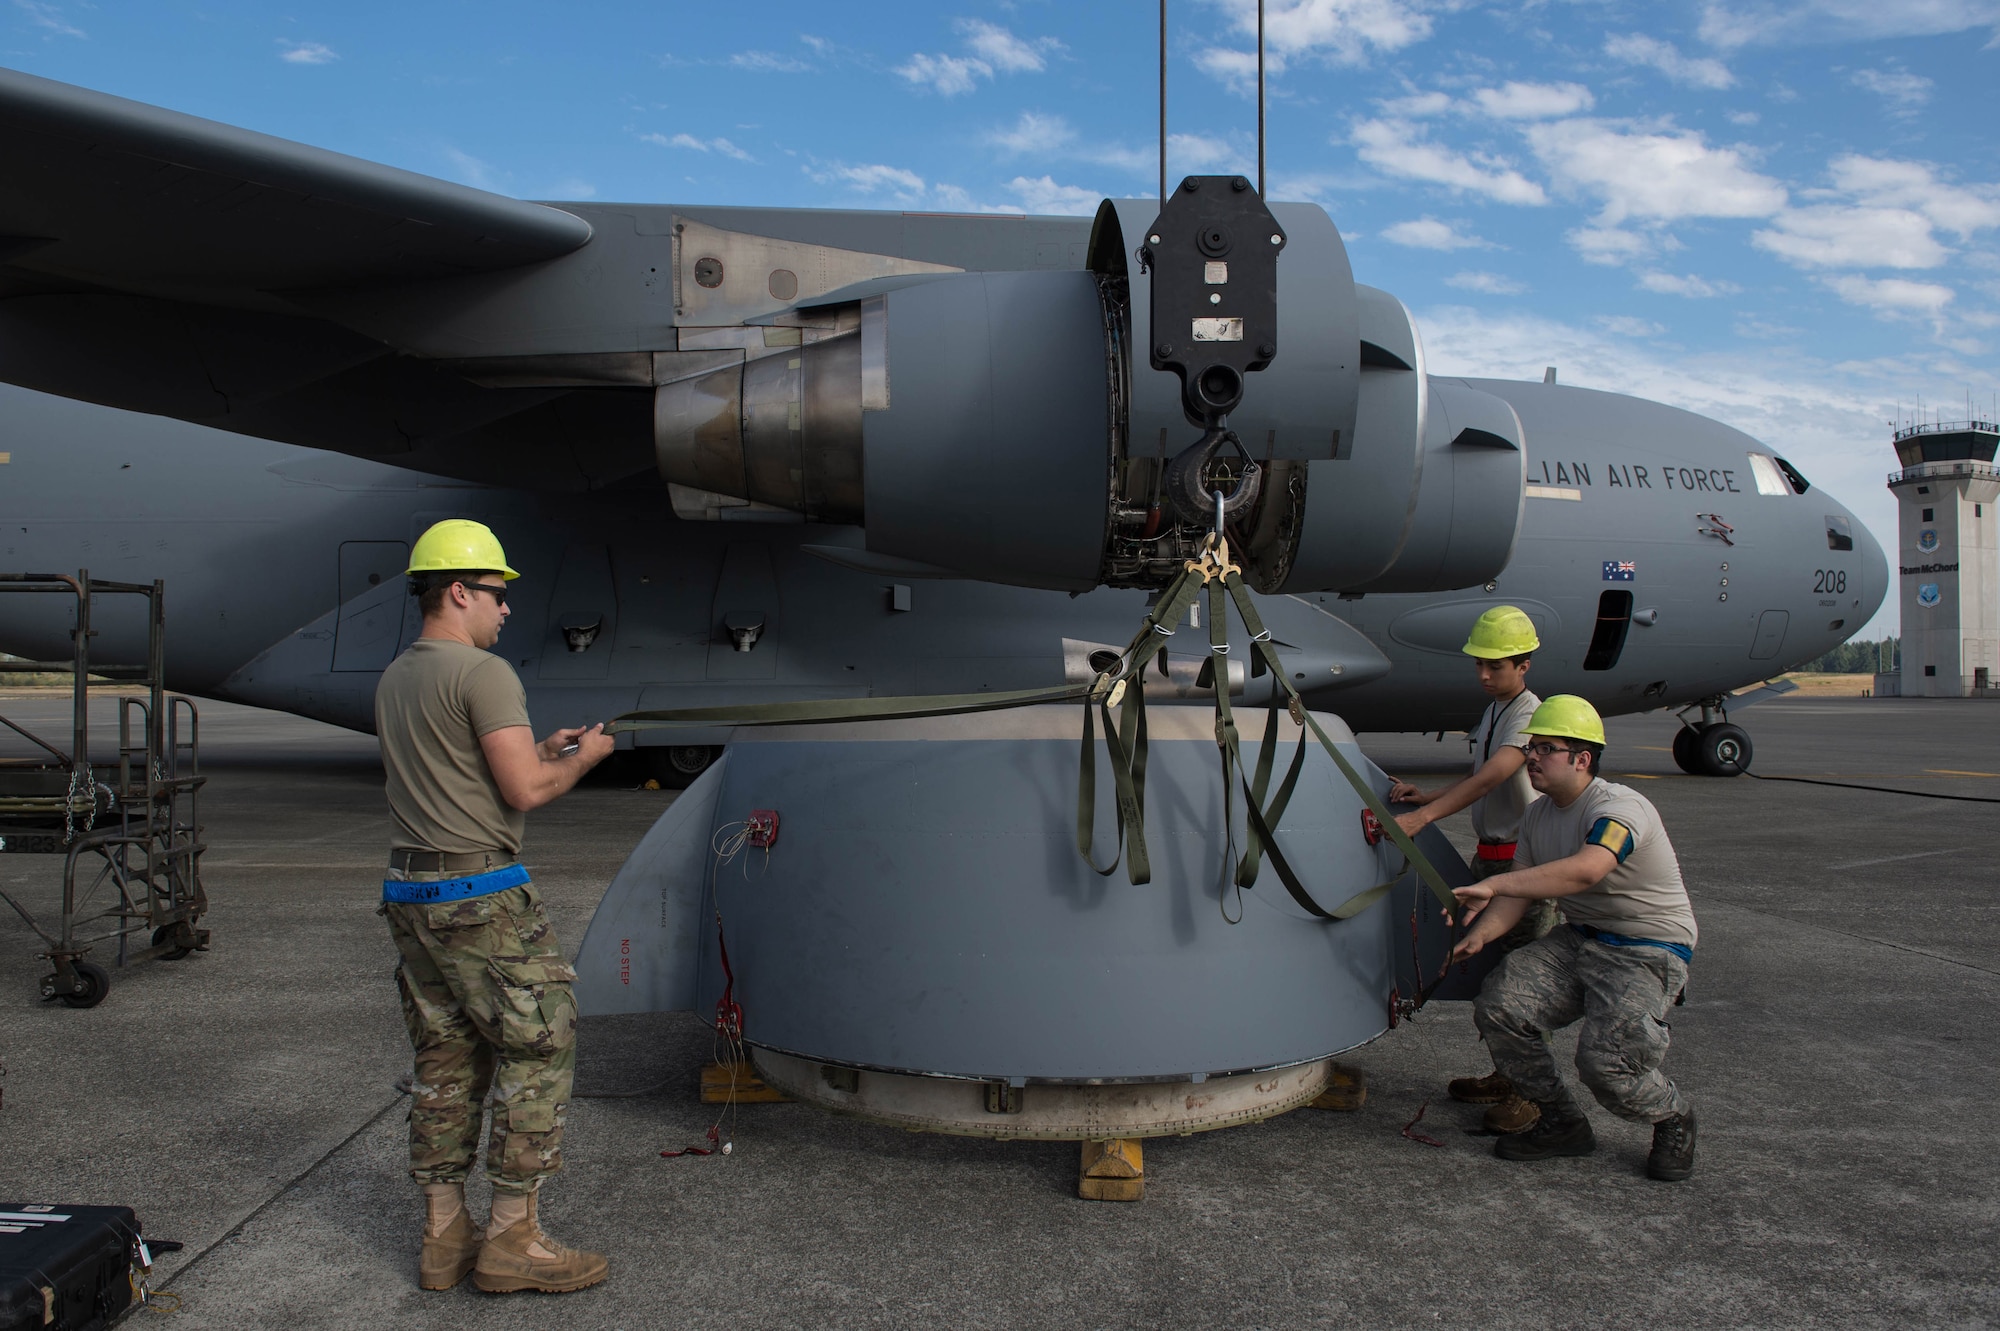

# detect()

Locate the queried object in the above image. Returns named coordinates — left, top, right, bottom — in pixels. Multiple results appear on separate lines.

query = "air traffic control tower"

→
left=1886, top=418, right=1999, bottom=696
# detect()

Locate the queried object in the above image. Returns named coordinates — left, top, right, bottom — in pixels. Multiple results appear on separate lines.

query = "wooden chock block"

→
left=1078, top=1137, right=1145, bottom=1202
left=1308, top=1062, right=1368, bottom=1112
left=699, top=1059, right=794, bottom=1104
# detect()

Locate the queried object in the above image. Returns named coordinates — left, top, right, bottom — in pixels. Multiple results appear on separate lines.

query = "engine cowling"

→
left=650, top=202, right=1525, bottom=595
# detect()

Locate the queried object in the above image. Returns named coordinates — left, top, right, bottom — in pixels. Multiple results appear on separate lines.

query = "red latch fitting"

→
left=1360, top=808, right=1385, bottom=846
left=747, top=809, right=779, bottom=848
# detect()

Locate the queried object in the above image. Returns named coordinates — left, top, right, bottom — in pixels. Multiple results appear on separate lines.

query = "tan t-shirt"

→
left=1467, top=688, right=1540, bottom=843
left=1515, top=778, right=1697, bottom=948
left=375, top=638, right=531, bottom=856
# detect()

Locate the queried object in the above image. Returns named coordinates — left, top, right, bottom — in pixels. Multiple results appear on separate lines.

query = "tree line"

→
left=1798, top=637, right=1898, bottom=674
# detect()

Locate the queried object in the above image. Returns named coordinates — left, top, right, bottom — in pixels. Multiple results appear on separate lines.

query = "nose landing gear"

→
left=1672, top=697, right=1753, bottom=777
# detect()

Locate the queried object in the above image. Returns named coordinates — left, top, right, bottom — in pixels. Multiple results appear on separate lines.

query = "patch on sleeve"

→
left=1587, top=817, right=1636, bottom=863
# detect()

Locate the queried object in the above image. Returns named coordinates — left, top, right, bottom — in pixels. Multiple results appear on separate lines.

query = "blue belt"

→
left=382, top=862, right=530, bottom=904
left=1571, top=922, right=1693, bottom=963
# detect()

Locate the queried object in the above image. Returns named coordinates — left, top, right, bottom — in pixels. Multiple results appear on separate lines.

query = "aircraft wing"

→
left=0, top=66, right=591, bottom=295
left=0, top=68, right=1075, bottom=490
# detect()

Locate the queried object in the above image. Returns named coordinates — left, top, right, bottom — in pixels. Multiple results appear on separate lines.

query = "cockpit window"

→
left=1826, top=515, right=1853, bottom=551
left=1747, top=452, right=1809, bottom=496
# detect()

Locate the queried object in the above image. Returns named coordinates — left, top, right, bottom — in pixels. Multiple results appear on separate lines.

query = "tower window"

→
left=1979, top=504, right=1985, bottom=518
left=1583, top=590, right=1634, bottom=671
left=1922, top=507, right=1934, bottom=522
left=1925, top=666, right=1937, bottom=677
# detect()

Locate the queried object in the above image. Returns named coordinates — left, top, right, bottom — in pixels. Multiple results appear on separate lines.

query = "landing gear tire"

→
left=1694, top=723, right=1752, bottom=778
left=45, top=959, right=111, bottom=1008
left=1671, top=726, right=1702, bottom=775
left=650, top=745, right=722, bottom=790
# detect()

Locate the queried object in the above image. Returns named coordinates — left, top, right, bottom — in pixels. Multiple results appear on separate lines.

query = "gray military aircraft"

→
left=0, top=68, right=1887, bottom=1147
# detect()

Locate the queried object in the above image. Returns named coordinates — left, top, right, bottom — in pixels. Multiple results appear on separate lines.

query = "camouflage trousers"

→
left=383, top=877, right=577, bottom=1195
left=1474, top=924, right=1690, bottom=1124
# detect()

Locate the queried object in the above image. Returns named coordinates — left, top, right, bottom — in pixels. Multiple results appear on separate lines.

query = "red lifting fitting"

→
left=747, top=810, right=779, bottom=848
left=1360, top=808, right=1385, bottom=846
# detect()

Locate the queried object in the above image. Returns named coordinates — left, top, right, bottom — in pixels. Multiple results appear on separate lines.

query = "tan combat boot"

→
left=474, top=1192, right=608, bottom=1294
left=1483, top=1093, right=1541, bottom=1135
left=419, top=1184, right=483, bottom=1290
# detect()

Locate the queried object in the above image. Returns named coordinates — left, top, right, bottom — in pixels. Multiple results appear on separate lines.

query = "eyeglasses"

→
left=459, top=582, right=508, bottom=607
left=1521, top=742, right=1579, bottom=759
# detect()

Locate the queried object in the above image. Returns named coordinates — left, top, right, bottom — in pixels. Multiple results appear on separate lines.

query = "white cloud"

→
left=1753, top=206, right=1950, bottom=270
left=1850, top=68, right=1934, bottom=109
left=1699, top=0, right=2000, bottom=47
left=1168, top=132, right=1248, bottom=173
left=14, top=0, right=84, bottom=38
left=1595, top=315, right=1667, bottom=336
left=1446, top=270, right=1528, bottom=295
left=900, top=20, right=1058, bottom=95
left=1829, top=156, right=2000, bottom=238
left=1727, top=110, right=1760, bottom=125
left=1382, top=217, right=1492, bottom=250
left=1603, top=33, right=1734, bottom=89
left=959, top=18, right=1060, bottom=73
left=1637, top=271, right=1739, bottom=297
left=1823, top=274, right=1956, bottom=317
left=898, top=52, right=990, bottom=96
left=643, top=132, right=757, bottom=163
left=807, top=161, right=927, bottom=201
left=1567, top=226, right=1657, bottom=266
left=1471, top=81, right=1595, bottom=119
left=550, top=177, right=597, bottom=200
left=1197, top=0, right=1440, bottom=90
left=730, top=50, right=811, bottom=73
left=1524, top=120, right=1786, bottom=224
left=1351, top=119, right=1547, bottom=205
left=278, top=41, right=338, bottom=65
left=988, top=112, right=1074, bottom=155
left=1006, top=175, right=1103, bottom=216
left=1379, top=90, right=1454, bottom=117
left=930, top=184, right=1026, bottom=215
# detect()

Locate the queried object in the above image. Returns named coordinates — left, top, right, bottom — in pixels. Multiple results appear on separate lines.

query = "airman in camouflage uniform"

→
left=1450, top=695, right=1699, bottom=1182
left=375, top=521, right=615, bottom=1293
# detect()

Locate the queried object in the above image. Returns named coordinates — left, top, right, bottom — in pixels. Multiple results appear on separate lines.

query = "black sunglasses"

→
left=459, top=581, right=508, bottom=607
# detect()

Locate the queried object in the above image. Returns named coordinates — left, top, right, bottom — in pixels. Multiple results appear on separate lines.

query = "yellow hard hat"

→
left=1462, top=605, right=1540, bottom=659
left=1526, top=695, right=1606, bottom=745
left=406, top=520, right=520, bottom=581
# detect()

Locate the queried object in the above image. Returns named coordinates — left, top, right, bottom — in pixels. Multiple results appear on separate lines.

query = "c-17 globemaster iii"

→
left=0, top=67, right=1885, bottom=1153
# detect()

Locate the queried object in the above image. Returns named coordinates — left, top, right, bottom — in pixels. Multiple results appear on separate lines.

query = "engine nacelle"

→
left=650, top=204, right=1525, bottom=595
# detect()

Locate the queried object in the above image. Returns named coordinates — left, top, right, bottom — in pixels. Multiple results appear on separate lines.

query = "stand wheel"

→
left=1671, top=726, right=1703, bottom=775
left=651, top=745, right=721, bottom=790
left=56, top=960, right=111, bottom=1009
left=1695, top=723, right=1752, bottom=778
left=154, top=922, right=197, bottom=960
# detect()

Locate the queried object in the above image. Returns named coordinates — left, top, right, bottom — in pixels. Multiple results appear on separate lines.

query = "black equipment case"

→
left=0, top=1204, right=138, bottom=1331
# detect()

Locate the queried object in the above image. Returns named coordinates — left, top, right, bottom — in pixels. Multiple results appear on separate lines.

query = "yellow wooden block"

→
left=699, top=1060, right=793, bottom=1104
left=1307, top=1062, right=1368, bottom=1112
left=1078, top=1137, right=1145, bottom=1202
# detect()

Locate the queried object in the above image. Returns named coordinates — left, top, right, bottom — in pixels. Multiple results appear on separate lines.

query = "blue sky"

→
left=8, top=0, right=2000, bottom=638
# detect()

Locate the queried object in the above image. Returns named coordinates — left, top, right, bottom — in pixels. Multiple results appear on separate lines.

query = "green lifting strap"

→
left=606, top=681, right=1095, bottom=731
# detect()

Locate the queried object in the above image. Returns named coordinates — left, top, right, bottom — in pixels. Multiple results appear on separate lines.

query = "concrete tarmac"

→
left=1, top=693, right=1995, bottom=1329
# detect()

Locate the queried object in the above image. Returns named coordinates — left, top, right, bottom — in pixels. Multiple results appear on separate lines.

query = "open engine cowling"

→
left=650, top=200, right=1526, bottom=595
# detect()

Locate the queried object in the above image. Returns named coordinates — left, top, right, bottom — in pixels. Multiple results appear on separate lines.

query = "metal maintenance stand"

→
left=0, top=571, right=208, bottom=1007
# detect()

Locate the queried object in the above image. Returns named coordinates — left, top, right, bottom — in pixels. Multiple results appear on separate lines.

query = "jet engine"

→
left=651, top=199, right=1527, bottom=595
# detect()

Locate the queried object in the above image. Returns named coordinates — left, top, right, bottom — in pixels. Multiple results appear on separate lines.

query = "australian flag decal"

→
left=1603, top=560, right=1637, bottom=582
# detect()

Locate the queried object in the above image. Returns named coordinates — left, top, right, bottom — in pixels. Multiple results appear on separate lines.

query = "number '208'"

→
left=1814, top=570, right=1846, bottom=593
